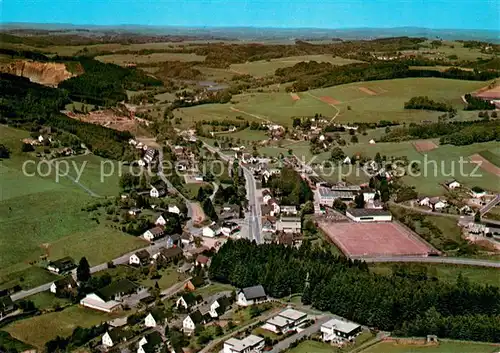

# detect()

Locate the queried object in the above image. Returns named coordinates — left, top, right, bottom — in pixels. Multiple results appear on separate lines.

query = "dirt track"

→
left=413, top=140, right=438, bottom=152
left=470, top=154, right=500, bottom=176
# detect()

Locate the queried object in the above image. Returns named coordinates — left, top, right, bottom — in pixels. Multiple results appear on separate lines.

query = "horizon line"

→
left=1, top=22, right=499, bottom=33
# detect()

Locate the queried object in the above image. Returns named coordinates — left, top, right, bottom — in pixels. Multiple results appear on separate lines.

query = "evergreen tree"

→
left=77, top=257, right=91, bottom=282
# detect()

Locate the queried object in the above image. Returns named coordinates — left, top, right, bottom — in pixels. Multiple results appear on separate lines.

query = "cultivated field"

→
left=318, top=222, right=434, bottom=258
left=362, top=340, right=500, bottom=353
left=470, top=154, right=500, bottom=177
left=176, top=78, right=487, bottom=129
left=95, top=52, right=206, bottom=65
left=230, top=55, right=362, bottom=77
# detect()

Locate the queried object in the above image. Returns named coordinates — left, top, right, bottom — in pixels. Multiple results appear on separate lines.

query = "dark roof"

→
left=215, top=295, right=232, bottom=315
left=190, top=276, right=205, bottom=288
left=261, top=204, right=272, bottom=216
left=346, top=208, right=391, bottom=217
left=188, top=310, right=205, bottom=324
left=169, top=233, right=181, bottom=242
left=196, top=255, right=210, bottom=264
left=181, top=292, right=203, bottom=306
left=0, top=296, right=14, bottom=311
left=97, top=279, right=138, bottom=301
left=48, top=257, right=76, bottom=270
left=149, top=308, right=168, bottom=322
left=107, top=328, right=132, bottom=342
left=148, top=227, right=164, bottom=236
left=143, top=331, right=163, bottom=348
left=54, top=276, right=77, bottom=289
left=135, top=250, right=151, bottom=261
left=240, top=285, right=267, bottom=300
left=160, top=247, right=183, bottom=259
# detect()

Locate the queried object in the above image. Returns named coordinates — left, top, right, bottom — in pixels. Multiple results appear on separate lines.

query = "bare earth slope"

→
left=0, top=60, right=76, bottom=86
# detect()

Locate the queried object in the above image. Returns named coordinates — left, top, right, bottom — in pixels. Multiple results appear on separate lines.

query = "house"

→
left=176, top=293, right=203, bottom=310
left=154, top=213, right=167, bottom=226
left=184, top=276, right=205, bottom=291
left=50, top=276, right=78, bottom=295
left=432, top=199, right=448, bottom=210
left=262, top=308, right=308, bottom=334
left=168, top=205, right=181, bottom=214
left=261, top=216, right=277, bottom=233
left=150, top=181, right=167, bottom=198
left=221, top=221, right=240, bottom=236
left=155, top=247, right=184, bottom=264
left=102, top=328, right=132, bottom=348
left=142, top=227, right=165, bottom=241
left=260, top=204, right=273, bottom=217
left=129, top=250, right=151, bottom=266
left=267, top=198, right=281, bottom=216
left=0, top=296, right=15, bottom=318
left=47, top=257, right=76, bottom=274
left=343, top=156, right=351, bottom=164
left=223, top=335, right=264, bottom=353
left=277, top=233, right=303, bottom=248
left=367, top=199, right=384, bottom=209
left=369, top=139, right=376, bottom=144
left=237, top=285, right=268, bottom=306
left=321, top=318, right=362, bottom=344
left=183, top=310, right=207, bottom=332
left=208, top=295, right=232, bottom=318
left=203, top=224, right=221, bottom=238
left=276, top=217, right=301, bottom=234
left=445, top=180, right=461, bottom=190
left=281, top=205, right=298, bottom=216
left=346, top=209, right=392, bottom=222
left=80, top=279, right=140, bottom=312
left=128, top=208, right=142, bottom=216
left=144, top=308, right=168, bottom=328
left=262, top=190, right=272, bottom=205
left=137, top=331, right=164, bottom=353
left=470, top=189, right=487, bottom=198
left=220, top=204, right=241, bottom=220
left=196, top=254, right=211, bottom=267
left=419, top=197, right=431, bottom=207
left=180, top=232, right=193, bottom=247
left=166, top=233, right=181, bottom=249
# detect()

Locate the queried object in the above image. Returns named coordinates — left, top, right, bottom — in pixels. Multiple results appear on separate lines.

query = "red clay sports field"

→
left=318, top=222, right=435, bottom=258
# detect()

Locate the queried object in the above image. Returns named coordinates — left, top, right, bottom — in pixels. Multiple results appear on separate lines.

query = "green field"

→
left=361, top=340, right=500, bottom=353
left=26, top=291, right=72, bottom=311
left=287, top=340, right=338, bottom=353
left=370, top=263, right=500, bottom=287
left=176, top=78, right=486, bottom=129
left=95, top=52, right=206, bottom=65
left=140, top=267, right=188, bottom=290
left=230, top=55, right=362, bottom=77
left=0, top=125, right=146, bottom=287
left=4, top=305, right=114, bottom=349
left=479, top=149, right=500, bottom=167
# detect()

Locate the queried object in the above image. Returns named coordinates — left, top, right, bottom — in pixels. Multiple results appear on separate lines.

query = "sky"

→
left=1, top=0, right=499, bottom=30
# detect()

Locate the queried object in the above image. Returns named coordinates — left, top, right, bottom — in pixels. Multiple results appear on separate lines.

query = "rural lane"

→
left=361, top=256, right=500, bottom=268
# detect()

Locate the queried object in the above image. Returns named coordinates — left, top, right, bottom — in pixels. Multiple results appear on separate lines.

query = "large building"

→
left=321, top=318, right=362, bottom=344
left=223, top=335, right=264, bottom=353
left=261, top=308, right=308, bottom=334
left=346, top=208, right=392, bottom=222
left=237, top=285, right=268, bottom=306
left=276, top=217, right=301, bottom=233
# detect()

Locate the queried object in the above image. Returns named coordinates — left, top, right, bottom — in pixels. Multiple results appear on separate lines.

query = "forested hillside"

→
left=209, top=240, right=500, bottom=342
left=0, top=74, right=132, bottom=159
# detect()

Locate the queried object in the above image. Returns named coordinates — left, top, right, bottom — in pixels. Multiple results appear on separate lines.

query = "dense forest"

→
left=464, top=93, right=496, bottom=110
left=380, top=119, right=500, bottom=145
left=404, top=96, right=454, bottom=112
left=0, top=74, right=132, bottom=159
left=209, top=240, right=500, bottom=342
left=58, top=57, right=162, bottom=106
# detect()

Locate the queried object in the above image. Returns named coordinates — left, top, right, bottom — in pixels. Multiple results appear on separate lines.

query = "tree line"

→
left=209, top=239, right=500, bottom=342
left=404, top=96, right=454, bottom=112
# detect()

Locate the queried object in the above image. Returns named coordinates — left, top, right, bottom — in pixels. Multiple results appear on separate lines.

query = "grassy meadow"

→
left=0, top=125, right=145, bottom=288
left=361, top=340, right=500, bottom=353
left=95, top=52, right=206, bottom=65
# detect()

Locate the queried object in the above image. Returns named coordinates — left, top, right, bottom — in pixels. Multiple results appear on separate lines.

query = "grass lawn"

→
left=195, top=282, right=235, bottom=296
left=479, top=149, right=500, bottom=168
left=25, top=291, right=72, bottom=311
left=0, top=331, right=33, bottom=353
left=140, top=267, right=188, bottom=290
left=230, top=55, right=362, bottom=77
left=369, top=263, right=500, bottom=287
left=0, top=266, right=58, bottom=292
left=287, top=340, right=339, bottom=353
left=4, top=305, right=116, bottom=349
left=252, top=327, right=279, bottom=340
left=218, top=128, right=269, bottom=142
left=361, top=340, right=500, bottom=353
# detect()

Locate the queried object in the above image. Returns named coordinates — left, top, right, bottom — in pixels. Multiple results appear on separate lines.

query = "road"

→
left=10, top=237, right=172, bottom=301
left=360, top=256, right=500, bottom=268
left=157, top=148, right=199, bottom=234
left=268, top=316, right=331, bottom=353
left=202, top=141, right=262, bottom=244
left=390, top=202, right=473, bottom=221
left=481, top=194, right=500, bottom=215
